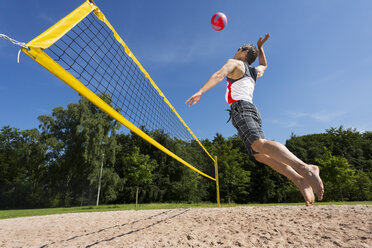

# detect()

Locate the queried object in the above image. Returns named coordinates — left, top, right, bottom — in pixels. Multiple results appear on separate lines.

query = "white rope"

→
left=0, top=34, right=29, bottom=49
left=0, top=34, right=30, bottom=63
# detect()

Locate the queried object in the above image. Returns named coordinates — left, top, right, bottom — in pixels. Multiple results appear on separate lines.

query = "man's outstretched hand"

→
left=185, top=91, right=202, bottom=107
left=257, top=33, right=270, bottom=48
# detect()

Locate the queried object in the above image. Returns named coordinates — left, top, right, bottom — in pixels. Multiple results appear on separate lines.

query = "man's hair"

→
left=241, top=44, right=258, bottom=65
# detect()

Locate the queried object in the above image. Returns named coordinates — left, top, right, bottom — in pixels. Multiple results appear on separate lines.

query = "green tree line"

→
left=1, top=96, right=371, bottom=209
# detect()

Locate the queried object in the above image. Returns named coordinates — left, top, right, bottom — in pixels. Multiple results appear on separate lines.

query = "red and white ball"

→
left=211, top=12, right=227, bottom=31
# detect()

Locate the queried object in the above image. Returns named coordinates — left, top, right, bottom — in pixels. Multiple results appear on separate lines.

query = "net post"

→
left=214, top=156, right=220, bottom=208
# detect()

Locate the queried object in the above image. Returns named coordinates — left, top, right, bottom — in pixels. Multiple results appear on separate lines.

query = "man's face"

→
left=234, top=47, right=248, bottom=60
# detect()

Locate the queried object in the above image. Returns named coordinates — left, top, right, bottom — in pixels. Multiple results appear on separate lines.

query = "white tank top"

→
left=225, top=63, right=257, bottom=104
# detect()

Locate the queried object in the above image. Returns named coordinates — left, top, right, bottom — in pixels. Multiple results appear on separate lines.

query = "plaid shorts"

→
left=230, top=100, right=265, bottom=156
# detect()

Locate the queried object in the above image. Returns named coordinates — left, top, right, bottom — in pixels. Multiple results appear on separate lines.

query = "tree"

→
left=37, top=94, right=121, bottom=207
left=0, top=126, right=25, bottom=208
left=352, top=170, right=372, bottom=201
left=211, top=133, right=250, bottom=203
left=123, top=146, right=157, bottom=207
left=20, top=129, right=48, bottom=207
left=316, top=148, right=356, bottom=201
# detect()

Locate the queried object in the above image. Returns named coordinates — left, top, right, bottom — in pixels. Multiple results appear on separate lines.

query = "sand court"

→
left=0, top=205, right=371, bottom=248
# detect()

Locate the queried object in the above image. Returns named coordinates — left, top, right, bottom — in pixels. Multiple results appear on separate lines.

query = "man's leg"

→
left=251, top=139, right=324, bottom=200
left=254, top=153, right=315, bottom=205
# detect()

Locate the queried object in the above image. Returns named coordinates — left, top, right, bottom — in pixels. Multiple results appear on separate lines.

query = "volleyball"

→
left=211, top=12, right=227, bottom=31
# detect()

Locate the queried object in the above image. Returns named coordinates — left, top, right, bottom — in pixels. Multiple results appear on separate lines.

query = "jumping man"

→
left=186, top=34, right=324, bottom=206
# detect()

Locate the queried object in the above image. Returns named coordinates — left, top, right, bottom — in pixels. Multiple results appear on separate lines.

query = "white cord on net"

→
left=0, top=34, right=30, bottom=63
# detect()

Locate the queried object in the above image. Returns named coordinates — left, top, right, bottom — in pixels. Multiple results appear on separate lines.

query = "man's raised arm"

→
left=256, top=33, right=270, bottom=79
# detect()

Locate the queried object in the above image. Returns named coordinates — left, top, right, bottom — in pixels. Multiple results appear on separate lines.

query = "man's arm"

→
left=186, top=59, right=238, bottom=106
left=256, top=33, right=270, bottom=79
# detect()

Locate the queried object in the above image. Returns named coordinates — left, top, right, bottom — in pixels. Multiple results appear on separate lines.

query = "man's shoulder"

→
left=226, top=59, right=246, bottom=79
left=226, top=58, right=244, bottom=65
left=225, top=59, right=245, bottom=71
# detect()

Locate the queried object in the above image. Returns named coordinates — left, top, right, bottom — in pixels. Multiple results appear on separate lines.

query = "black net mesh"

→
left=45, top=13, right=213, bottom=176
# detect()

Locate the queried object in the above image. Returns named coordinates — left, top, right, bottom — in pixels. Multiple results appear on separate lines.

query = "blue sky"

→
left=1, top=0, right=371, bottom=144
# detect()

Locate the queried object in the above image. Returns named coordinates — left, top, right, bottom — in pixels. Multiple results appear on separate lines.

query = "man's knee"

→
left=253, top=153, right=268, bottom=163
left=251, top=138, right=267, bottom=153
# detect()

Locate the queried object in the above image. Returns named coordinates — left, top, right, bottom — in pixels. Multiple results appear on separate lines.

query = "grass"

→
left=1, top=201, right=371, bottom=220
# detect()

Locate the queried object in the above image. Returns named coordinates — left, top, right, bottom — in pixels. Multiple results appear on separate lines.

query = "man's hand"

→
left=185, top=91, right=202, bottom=107
left=257, top=33, right=270, bottom=49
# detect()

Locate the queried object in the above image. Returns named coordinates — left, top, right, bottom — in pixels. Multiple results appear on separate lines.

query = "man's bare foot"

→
left=295, top=177, right=315, bottom=206
left=304, top=165, right=324, bottom=201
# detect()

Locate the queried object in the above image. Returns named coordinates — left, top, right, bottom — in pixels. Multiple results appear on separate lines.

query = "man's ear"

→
left=244, top=50, right=249, bottom=61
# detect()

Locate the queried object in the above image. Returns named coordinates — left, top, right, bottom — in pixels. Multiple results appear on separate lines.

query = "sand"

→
left=0, top=205, right=371, bottom=248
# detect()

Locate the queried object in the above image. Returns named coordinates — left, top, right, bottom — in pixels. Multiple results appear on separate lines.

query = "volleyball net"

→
left=21, top=0, right=220, bottom=205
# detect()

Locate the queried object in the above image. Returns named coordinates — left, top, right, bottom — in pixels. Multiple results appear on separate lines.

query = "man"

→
left=186, top=34, right=324, bottom=206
